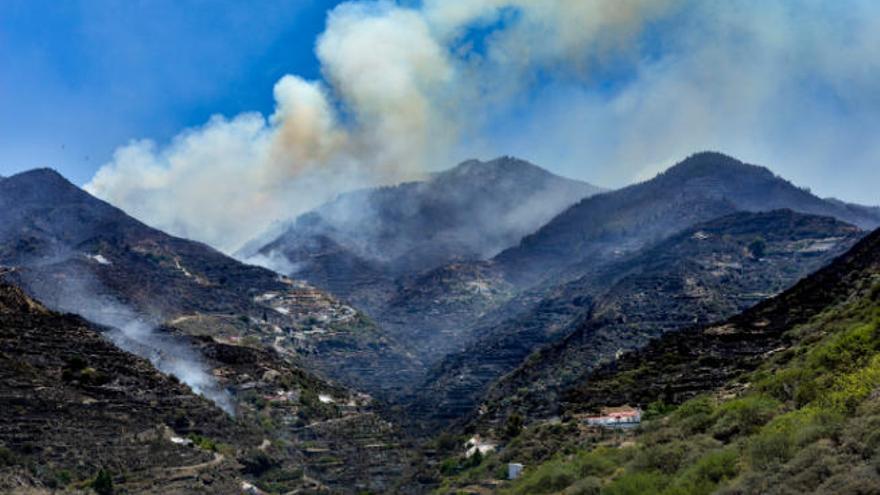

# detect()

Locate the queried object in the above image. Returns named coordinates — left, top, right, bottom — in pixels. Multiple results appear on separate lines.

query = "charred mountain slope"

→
left=0, top=281, right=257, bottom=493
left=564, top=222, right=880, bottom=414
left=0, top=276, right=422, bottom=494
left=416, top=210, right=863, bottom=427
left=378, top=153, right=880, bottom=401
left=495, top=151, right=880, bottom=287
left=0, top=168, right=420, bottom=399
left=439, top=226, right=880, bottom=495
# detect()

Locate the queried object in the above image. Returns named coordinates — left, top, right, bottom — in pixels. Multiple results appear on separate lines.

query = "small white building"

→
left=584, top=405, right=642, bottom=428
left=508, top=463, right=524, bottom=480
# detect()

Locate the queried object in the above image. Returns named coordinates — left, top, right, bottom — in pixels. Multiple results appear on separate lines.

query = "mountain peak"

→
left=0, top=167, right=100, bottom=209
left=8, top=167, right=70, bottom=183
left=440, top=156, right=552, bottom=182
left=659, top=151, right=774, bottom=182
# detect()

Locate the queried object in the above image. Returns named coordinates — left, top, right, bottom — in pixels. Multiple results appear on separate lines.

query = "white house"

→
left=584, top=405, right=642, bottom=428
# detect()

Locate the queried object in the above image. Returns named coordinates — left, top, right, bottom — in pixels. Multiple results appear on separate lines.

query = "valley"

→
left=1, top=152, right=879, bottom=494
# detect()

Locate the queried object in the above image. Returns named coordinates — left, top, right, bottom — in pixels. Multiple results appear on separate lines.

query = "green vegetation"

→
left=91, top=469, right=114, bottom=495
left=504, top=413, right=524, bottom=439
left=187, top=433, right=234, bottom=455
left=748, top=236, right=767, bottom=259
left=254, top=466, right=306, bottom=493
left=441, top=282, right=880, bottom=494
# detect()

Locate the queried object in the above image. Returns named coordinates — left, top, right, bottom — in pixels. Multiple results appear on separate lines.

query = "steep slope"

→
left=416, top=210, right=863, bottom=426
left=244, top=156, right=602, bottom=308
left=0, top=168, right=419, bottom=401
left=0, top=281, right=257, bottom=493
left=436, top=225, right=880, bottom=495
left=497, top=225, right=880, bottom=495
left=181, top=332, right=418, bottom=493
left=495, top=152, right=880, bottom=287
left=0, top=278, right=419, bottom=493
left=378, top=261, right=517, bottom=364
left=379, top=153, right=880, bottom=404
left=482, top=210, right=864, bottom=424
left=563, top=225, right=880, bottom=415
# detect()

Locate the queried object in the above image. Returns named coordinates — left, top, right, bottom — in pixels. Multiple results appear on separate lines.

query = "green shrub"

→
left=643, top=400, right=677, bottom=420
left=507, top=458, right=577, bottom=495
left=439, top=457, right=461, bottom=476
left=747, top=407, right=842, bottom=468
left=672, top=397, right=716, bottom=434
left=661, top=448, right=739, bottom=494
left=572, top=447, right=623, bottom=478
left=710, top=395, right=780, bottom=439
left=604, top=471, right=670, bottom=495
left=562, top=476, right=601, bottom=495
left=241, top=450, right=279, bottom=476
left=633, top=441, right=688, bottom=474
left=504, top=413, right=525, bottom=439
left=91, top=469, right=113, bottom=495
left=187, top=433, right=218, bottom=452
left=807, top=321, right=879, bottom=373
left=55, top=469, right=72, bottom=486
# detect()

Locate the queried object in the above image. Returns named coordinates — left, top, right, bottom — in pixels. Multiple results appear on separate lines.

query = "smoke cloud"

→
left=85, top=1, right=880, bottom=253
left=84, top=0, right=674, bottom=252
left=19, top=266, right=235, bottom=414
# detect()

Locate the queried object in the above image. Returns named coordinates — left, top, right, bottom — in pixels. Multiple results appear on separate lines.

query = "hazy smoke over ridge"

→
left=85, top=0, right=880, bottom=252
left=20, top=267, right=234, bottom=414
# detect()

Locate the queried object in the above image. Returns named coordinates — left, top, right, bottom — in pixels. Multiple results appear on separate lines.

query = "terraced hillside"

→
left=436, top=223, right=880, bottom=494
left=0, top=276, right=423, bottom=493
left=0, top=281, right=256, bottom=493
left=416, top=210, right=863, bottom=427
left=0, top=168, right=420, bottom=399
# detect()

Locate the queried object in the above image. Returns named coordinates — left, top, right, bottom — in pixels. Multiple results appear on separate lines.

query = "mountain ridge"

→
left=0, top=166, right=421, bottom=403
left=494, top=151, right=880, bottom=286
left=242, top=156, right=604, bottom=309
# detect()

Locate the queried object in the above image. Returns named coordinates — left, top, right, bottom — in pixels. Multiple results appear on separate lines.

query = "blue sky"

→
left=0, top=0, right=342, bottom=184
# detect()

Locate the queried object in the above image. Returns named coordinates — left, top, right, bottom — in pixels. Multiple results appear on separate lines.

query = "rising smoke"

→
left=84, top=0, right=675, bottom=252
left=85, top=0, right=880, bottom=253
left=18, top=265, right=235, bottom=415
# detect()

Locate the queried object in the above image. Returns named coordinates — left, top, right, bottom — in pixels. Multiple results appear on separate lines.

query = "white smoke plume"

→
left=19, top=266, right=235, bottom=414
left=85, top=0, right=880, bottom=253
left=85, top=0, right=674, bottom=252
